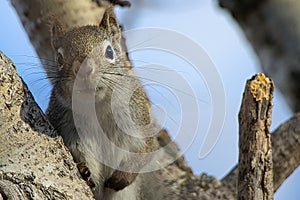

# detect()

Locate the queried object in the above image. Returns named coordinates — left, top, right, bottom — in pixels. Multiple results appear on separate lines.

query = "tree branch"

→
left=219, top=0, right=300, bottom=112
left=238, top=73, right=274, bottom=199
left=222, top=80, right=300, bottom=197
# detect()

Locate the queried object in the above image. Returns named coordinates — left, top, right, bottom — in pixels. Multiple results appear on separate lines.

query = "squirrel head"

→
left=49, top=7, right=129, bottom=107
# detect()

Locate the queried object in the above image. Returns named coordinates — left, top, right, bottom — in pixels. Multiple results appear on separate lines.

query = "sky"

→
left=0, top=0, right=299, bottom=199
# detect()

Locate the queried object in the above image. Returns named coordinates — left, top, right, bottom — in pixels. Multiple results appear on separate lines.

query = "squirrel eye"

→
left=105, top=45, right=114, bottom=60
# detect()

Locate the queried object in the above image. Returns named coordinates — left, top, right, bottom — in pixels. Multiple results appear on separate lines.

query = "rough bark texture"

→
left=238, top=73, right=274, bottom=200
left=0, top=51, right=94, bottom=199
left=222, top=94, right=300, bottom=197
left=219, top=0, right=300, bottom=112
left=271, top=112, right=300, bottom=190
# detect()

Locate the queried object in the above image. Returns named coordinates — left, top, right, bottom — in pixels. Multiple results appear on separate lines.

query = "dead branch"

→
left=238, top=73, right=274, bottom=199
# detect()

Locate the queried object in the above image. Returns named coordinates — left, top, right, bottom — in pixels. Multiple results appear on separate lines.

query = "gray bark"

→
left=0, top=51, right=95, bottom=199
left=238, top=73, right=274, bottom=200
left=222, top=110, right=300, bottom=197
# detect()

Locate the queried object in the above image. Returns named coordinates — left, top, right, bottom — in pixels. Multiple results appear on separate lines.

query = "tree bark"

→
left=219, top=0, right=300, bottom=112
left=222, top=84, right=300, bottom=198
left=222, top=111, right=300, bottom=197
left=238, top=73, right=274, bottom=200
left=0, top=51, right=94, bottom=199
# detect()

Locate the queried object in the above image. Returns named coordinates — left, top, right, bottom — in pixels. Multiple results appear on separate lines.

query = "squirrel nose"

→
left=73, top=59, right=95, bottom=78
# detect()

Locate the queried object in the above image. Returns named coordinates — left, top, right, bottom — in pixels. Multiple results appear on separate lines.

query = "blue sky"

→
left=0, top=0, right=299, bottom=199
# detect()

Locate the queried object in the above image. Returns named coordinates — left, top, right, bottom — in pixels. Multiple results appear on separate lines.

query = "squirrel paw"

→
left=111, top=0, right=131, bottom=7
left=104, top=170, right=138, bottom=191
left=93, top=0, right=131, bottom=7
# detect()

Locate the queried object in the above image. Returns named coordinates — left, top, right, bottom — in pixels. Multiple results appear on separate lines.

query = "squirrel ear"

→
left=99, top=6, right=121, bottom=36
left=49, top=15, right=65, bottom=50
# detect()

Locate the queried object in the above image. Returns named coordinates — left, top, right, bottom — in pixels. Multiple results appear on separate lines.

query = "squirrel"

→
left=46, top=7, right=164, bottom=200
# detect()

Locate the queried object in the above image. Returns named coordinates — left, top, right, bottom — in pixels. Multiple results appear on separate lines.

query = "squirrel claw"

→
left=77, top=162, right=96, bottom=189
